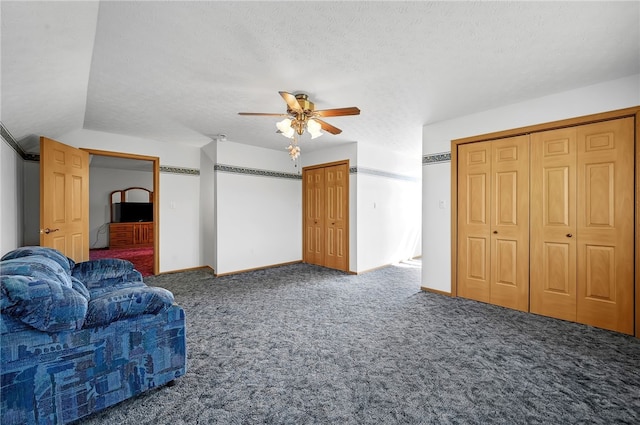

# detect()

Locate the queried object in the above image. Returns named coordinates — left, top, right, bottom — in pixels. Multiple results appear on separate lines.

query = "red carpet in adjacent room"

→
left=89, top=247, right=154, bottom=277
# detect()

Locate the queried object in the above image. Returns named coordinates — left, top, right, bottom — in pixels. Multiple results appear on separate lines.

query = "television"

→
left=112, top=202, right=153, bottom=223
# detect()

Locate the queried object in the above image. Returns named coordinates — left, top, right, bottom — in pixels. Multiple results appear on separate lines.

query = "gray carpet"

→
left=82, top=262, right=640, bottom=424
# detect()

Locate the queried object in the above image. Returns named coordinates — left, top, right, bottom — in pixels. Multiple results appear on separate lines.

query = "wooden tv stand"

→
left=108, top=186, right=154, bottom=249
left=109, top=222, right=154, bottom=249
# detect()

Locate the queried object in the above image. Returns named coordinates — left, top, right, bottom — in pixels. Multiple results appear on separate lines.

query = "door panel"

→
left=530, top=128, right=577, bottom=321
left=458, top=142, right=491, bottom=303
left=490, top=136, right=529, bottom=311
left=303, top=168, right=324, bottom=266
left=576, top=118, right=634, bottom=334
left=324, top=164, right=348, bottom=271
left=40, top=137, right=89, bottom=263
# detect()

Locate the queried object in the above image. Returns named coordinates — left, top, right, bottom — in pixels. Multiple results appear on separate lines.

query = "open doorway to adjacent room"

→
left=83, top=149, right=159, bottom=276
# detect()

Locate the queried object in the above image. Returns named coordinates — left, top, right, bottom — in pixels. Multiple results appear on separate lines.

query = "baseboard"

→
left=214, top=260, right=302, bottom=277
left=420, top=286, right=452, bottom=297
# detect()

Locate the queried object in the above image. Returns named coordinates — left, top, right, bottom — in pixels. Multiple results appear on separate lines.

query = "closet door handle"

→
left=492, top=230, right=498, bottom=234
left=566, top=233, right=573, bottom=238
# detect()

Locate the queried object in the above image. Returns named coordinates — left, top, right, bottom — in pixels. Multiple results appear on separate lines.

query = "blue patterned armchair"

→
left=1, top=247, right=187, bottom=424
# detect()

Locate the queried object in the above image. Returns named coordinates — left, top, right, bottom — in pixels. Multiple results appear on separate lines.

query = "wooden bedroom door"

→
left=40, top=136, right=90, bottom=262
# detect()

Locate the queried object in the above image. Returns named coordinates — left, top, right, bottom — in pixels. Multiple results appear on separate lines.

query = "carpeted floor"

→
left=89, top=247, right=154, bottom=277
left=80, top=262, right=640, bottom=424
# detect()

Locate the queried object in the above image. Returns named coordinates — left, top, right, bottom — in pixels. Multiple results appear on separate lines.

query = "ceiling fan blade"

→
left=238, top=112, right=289, bottom=116
left=279, top=91, right=303, bottom=113
left=316, top=119, right=342, bottom=135
left=313, top=107, right=361, bottom=117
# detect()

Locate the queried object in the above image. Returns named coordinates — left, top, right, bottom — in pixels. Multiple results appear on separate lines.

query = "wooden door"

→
left=576, top=118, right=634, bottom=334
left=324, top=164, right=348, bottom=271
left=303, top=168, right=324, bottom=266
left=40, top=137, right=89, bottom=262
left=457, top=141, right=492, bottom=303
left=530, top=128, right=577, bottom=321
left=490, top=136, right=529, bottom=311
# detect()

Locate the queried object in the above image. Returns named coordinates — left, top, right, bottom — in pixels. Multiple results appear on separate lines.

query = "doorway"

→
left=83, top=149, right=160, bottom=276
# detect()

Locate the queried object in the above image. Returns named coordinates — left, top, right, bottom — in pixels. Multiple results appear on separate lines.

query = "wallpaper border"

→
left=0, top=122, right=39, bottom=161
left=215, top=164, right=302, bottom=180
left=423, top=152, right=451, bottom=165
left=159, top=166, right=200, bottom=176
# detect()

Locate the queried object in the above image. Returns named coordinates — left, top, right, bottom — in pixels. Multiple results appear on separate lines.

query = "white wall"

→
left=0, top=139, right=23, bottom=255
left=422, top=74, right=640, bottom=293
left=23, top=161, right=39, bottom=246
left=355, top=145, right=422, bottom=272
left=200, top=142, right=216, bottom=269
left=58, top=128, right=202, bottom=273
left=215, top=141, right=302, bottom=274
left=88, top=166, right=153, bottom=248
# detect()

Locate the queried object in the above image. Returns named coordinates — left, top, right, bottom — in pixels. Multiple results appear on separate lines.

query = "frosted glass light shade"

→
left=276, top=118, right=294, bottom=138
left=307, top=119, right=322, bottom=139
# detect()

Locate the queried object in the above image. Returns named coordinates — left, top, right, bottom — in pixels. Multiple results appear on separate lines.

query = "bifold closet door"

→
left=530, top=128, right=577, bottom=321
left=324, top=164, right=348, bottom=271
left=576, top=118, right=634, bottom=334
left=458, top=136, right=529, bottom=311
left=530, top=118, right=634, bottom=334
left=458, top=141, right=492, bottom=303
left=304, top=168, right=324, bottom=266
left=303, top=162, right=349, bottom=271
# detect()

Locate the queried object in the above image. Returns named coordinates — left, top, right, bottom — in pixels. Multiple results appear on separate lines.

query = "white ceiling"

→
left=2, top=1, right=638, bottom=157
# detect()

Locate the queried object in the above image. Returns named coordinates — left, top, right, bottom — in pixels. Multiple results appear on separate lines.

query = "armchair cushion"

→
left=72, top=258, right=144, bottom=295
left=84, top=286, right=175, bottom=328
left=1, top=246, right=75, bottom=274
left=0, top=275, right=88, bottom=332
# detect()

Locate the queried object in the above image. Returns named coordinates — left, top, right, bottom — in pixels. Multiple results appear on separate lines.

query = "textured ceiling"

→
left=2, top=1, right=639, bottom=157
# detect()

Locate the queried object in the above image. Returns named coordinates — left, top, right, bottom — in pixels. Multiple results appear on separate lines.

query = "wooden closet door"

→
left=576, top=118, right=634, bottom=334
left=303, top=168, right=324, bottom=266
left=530, top=128, right=577, bottom=321
left=324, top=164, right=348, bottom=271
left=490, top=136, right=529, bottom=311
left=458, top=141, right=492, bottom=303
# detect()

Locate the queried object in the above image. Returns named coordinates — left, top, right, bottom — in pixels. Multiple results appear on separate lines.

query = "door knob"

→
left=40, top=228, right=60, bottom=234
left=566, top=233, right=573, bottom=238
left=493, top=230, right=498, bottom=234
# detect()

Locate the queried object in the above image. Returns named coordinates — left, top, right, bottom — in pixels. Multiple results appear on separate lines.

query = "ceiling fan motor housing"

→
left=291, top=93, right=315, bottom=115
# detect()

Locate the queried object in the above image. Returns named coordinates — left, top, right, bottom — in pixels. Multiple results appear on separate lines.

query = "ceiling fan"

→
left=239, top=91, right=360, bottom=138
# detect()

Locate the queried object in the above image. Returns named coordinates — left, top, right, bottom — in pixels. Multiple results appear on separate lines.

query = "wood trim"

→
left=451, top=106, right=639, bottom=337
left=302, top=159, right=350, bottom=172
left=81, top=148, right=160, bottom=275
left=636, top=111, right=640, bottom=338
left=450, top=145, right=459, bottom=297
left=421, top=287, right=452, bottom=297
left=454, top=106, right=640, bottom=146
left=153, top=159, right=160, bottom=275
left=214, top=260, right=302, bottom=277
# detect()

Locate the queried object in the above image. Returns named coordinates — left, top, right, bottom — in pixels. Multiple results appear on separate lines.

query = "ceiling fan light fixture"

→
left=307, top=118, right=322, bottom=139
left=276, top=118, right=294, bottom=138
